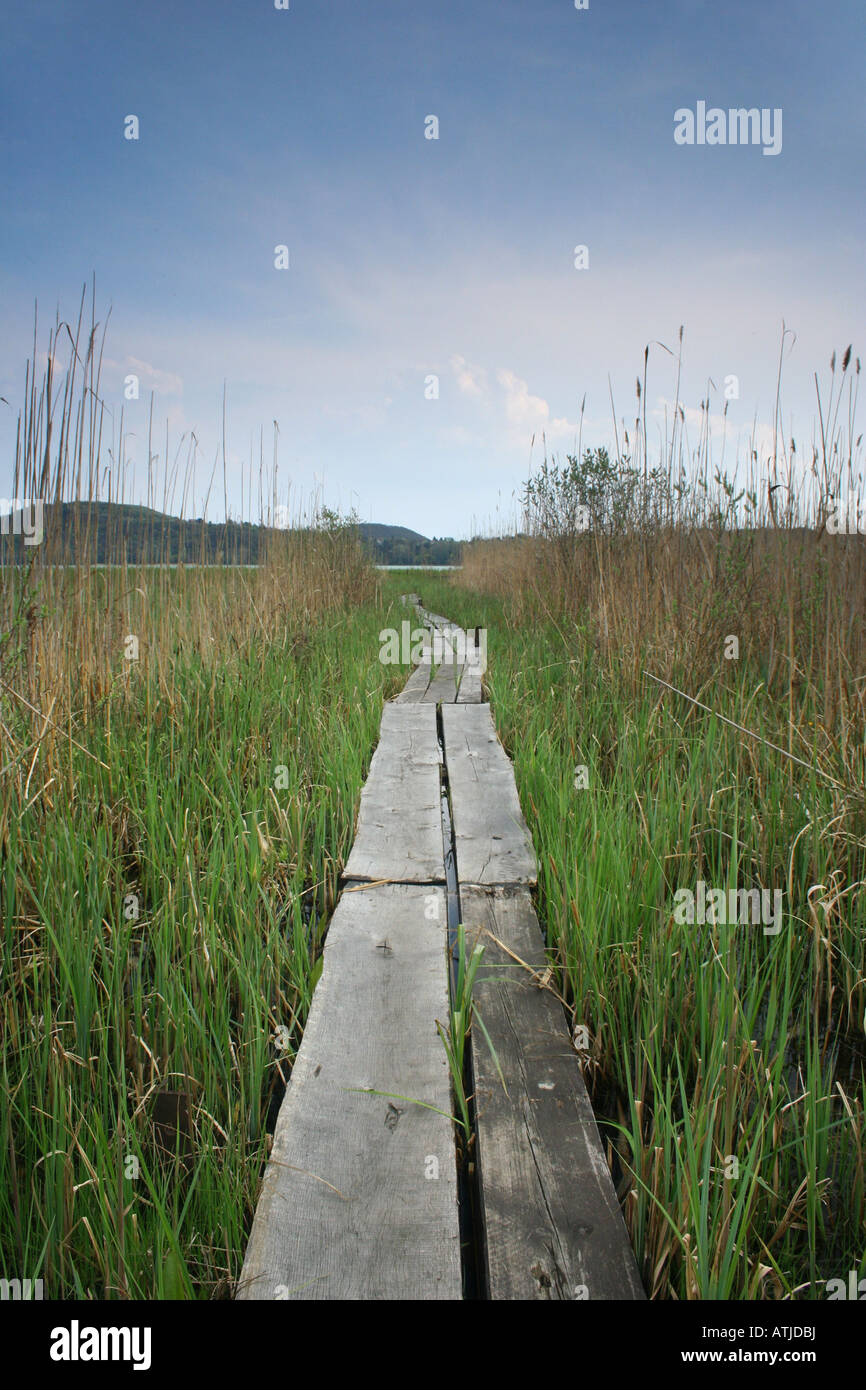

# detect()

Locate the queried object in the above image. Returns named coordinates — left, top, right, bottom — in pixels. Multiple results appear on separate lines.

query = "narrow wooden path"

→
left=238, top=598, right=643, bottom=1300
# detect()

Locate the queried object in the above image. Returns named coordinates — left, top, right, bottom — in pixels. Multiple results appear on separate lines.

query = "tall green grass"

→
left=414, top=336, right=865, bottom=1298
left=413, top=541, right=865, bottom=1300
left=0, top=585, right=411, bottom=1298
left=0, top=294, right=412, bottom=1298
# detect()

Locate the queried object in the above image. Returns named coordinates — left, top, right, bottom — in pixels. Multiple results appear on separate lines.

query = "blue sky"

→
left=1, top=0, right=863, bottom=536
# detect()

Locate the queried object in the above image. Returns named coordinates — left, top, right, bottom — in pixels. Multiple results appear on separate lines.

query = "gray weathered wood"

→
left=393, top=662, right=432, bottom=702
left=442, top=704, right=536, bottom=885
left=343, top=704, right=445, bottom=882
left=461, top=885, right=645, bottom=1301
left=241, top=600, right=643, bottom=1303
left=238, top=883, right=461, bottom=1300
left=420, top=660, right=464, bottom=704
left=456, top=660, right=483, bottom=703
left=392, top=602, right=432, bottom=702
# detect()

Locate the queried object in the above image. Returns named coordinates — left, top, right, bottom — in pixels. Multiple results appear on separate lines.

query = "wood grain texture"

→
left=461, top=885, right=645, bottom=1301
left=392, top=602, right=432, bottom=702
left=456, top=652, right=483, bottom=704
left=343, top=703, right=445, bottom=882
left=393, top=662, right=432, bottom=702
left=238, top=883, right=461, bottom=1301
left=442, top=703, right=537, bottom=885
left=456, top=666, right=482, bottom=703
left=420, top=660, right=464, bottom=703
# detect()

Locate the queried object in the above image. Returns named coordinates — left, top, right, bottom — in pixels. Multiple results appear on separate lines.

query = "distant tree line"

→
left=0, top=501, right=463, bottom=567
left=366, top=534, right=461, bottom=566
left=0, top=503, right=266, bottom=565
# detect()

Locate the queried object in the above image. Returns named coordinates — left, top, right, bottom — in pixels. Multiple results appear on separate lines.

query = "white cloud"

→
left=496, top=368, right=577, bottom=441
left=450, top=354, right=486, bottom=397
left=105, top=356, right=184, bottom=397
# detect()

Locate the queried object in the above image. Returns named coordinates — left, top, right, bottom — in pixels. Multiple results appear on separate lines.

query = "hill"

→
left=0, top=502, right=461, bottom=566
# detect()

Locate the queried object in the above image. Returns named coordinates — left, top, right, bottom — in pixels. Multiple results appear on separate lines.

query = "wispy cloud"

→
left=104, top=357, right=184, bottom=397
left=450, top=355, right=486, bottom=398
left=0, top=1, right=862, bottom=536
left=496, top=368, right=577, bottom=442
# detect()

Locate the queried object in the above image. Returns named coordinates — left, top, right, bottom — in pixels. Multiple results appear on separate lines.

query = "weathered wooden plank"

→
left=461, top=885, right=645, bottom=1301
left=456, top=665, right=482, bottom=702
left=343, top=704, right=443, bottom=882
left=393, top=662, right=432, bottom=703
left=420, top=660, right=465, bottom=704
left=456, top=645, right=483, bottom=703
left=391, top=607, right=433, bottom=702
left=238, top=883, right=461, bottom=1300
left=441, top=704, right=536, bottom=885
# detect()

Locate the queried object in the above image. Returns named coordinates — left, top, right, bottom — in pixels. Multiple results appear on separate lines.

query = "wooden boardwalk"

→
left=238, top=883, right=461, bottom=1300
left=238, top=598, right=644, bottom=1300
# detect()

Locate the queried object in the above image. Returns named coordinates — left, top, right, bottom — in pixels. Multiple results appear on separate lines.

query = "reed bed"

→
left=414, top=337, right=866, bottom=1298
left=0, top=295, right=403, bottom=1297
